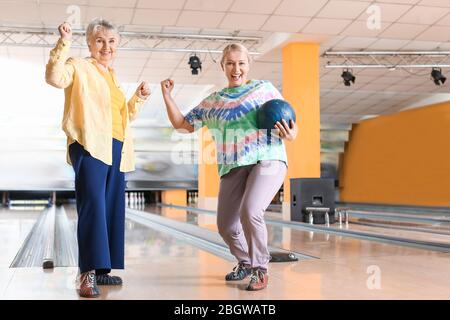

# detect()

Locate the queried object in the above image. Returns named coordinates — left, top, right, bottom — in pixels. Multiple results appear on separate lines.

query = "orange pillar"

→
left=161, top=189, right=187, bottom=221
left=282, top=43, right=321, bottom=217
left=197, top=127, right=220, bottom=210
left=161, top=189, right=187, bottom=207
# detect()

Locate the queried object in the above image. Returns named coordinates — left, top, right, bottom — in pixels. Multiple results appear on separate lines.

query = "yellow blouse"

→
left=45, top=38, right=147, bottom=172
left=99, top=69, right=126, bottom=142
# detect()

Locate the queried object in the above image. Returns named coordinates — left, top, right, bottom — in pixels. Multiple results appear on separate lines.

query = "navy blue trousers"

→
left=69, top=139, right=125, bottom=274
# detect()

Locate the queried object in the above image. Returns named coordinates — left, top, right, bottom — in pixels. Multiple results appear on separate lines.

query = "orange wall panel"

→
left=340, top=101, right=450, bottom=206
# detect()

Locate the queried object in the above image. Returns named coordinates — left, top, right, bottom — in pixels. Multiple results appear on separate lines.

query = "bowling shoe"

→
left=96, top=274, right=123, bottom=286
left=78, top=270, right=100, bottom=298
left=246, top=269, right=268, bottom=291
left=225, top=262, right=252, bottom=281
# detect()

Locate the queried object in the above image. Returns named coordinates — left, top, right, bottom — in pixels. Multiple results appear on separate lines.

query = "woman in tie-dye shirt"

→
left=160, top=43, right=298, bottom=291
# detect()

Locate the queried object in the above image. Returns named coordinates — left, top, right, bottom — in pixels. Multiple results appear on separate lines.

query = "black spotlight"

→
left=341, top=69, right=355, bottom=86
left=431, top=68, right=446, bottom=86
left=188, top=54, right=202, bottom=75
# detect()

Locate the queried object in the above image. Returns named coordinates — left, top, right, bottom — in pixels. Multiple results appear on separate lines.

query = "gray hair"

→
left=85, top=18, right=119, bottom=43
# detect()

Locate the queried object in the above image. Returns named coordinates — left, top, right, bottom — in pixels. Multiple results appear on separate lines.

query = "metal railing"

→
left=10, top=206, right=77, bottom=268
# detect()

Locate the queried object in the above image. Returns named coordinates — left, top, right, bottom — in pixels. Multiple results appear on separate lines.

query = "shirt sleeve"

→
left=184, top=93, right=214, bottom=130
left=45, top=38, right=75, bottom=89
left=265, top=81, right=284, bottom=100
left=127, top=94, right=147, bottom=122
left=184, top=106, right=202, bottom=127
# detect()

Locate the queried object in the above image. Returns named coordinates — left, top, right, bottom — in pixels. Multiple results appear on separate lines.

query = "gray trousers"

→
left=217, top=160, right=287, bottom=272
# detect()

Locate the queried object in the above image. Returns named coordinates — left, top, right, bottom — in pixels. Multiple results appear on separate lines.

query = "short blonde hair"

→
left=220, top=43, right=251, bottom=67
left=85, top=18, right=119, bottom=43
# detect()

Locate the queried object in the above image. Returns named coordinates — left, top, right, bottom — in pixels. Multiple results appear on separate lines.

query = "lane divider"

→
left=158, top=203, right=450, bottom=253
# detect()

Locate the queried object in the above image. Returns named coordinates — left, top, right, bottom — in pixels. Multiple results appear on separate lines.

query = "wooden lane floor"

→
left=0, top=208, right=40, bottom=268
left=0, top=205, right=448, bottom=299
left=155, top=205, right=450, bottom=247
left=151, top=204, right=450, bottom=260
left=140, top=205, right=450, bottom=299
left=0, top=208, right=41, bottom=298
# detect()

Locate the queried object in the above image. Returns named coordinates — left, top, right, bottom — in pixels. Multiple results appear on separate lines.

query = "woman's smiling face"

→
left=222, top=49, right=250, bottom=88
left=88, top=27, right=120, bottom=67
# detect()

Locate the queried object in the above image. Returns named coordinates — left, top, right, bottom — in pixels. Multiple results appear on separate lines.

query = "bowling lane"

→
left=266, top=209, right=450, bottom=236
left=0, top=205, right=305, bottom=299
left=0, top=208, right=40, bottom=267
left=328, top=220, right=450, bottom=245
left=149, top=205, right=450, bottom=252
left=1, top=204, right=449, bottom=299
left=61, top=205, right=450, bottom=298
left=0, top=207, right=40, bottom=297
left=264, top=208, right=450, bottom=243
left=61, top=205, right=329, bottom=300
left=138, top=205, right=450, bottom=299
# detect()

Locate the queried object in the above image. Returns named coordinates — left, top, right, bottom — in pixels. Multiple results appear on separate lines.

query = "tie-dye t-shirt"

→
left=185, top=79, right=288, bottom=177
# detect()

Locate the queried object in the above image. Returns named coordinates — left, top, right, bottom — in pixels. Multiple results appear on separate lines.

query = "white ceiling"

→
left=1, top=0, right=450, bottom=126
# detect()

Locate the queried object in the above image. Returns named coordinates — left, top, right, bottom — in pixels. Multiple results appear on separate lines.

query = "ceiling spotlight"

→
left=188, top=54, right=202, bottom=75
left=431, top=67, right=446, bottom=86
left=341, top=69, right=355, bottom=86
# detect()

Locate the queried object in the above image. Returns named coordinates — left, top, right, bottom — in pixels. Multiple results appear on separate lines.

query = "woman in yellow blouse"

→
left=45, top=19, right=150, bottom=298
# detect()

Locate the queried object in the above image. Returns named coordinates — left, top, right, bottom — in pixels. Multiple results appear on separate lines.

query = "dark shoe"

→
left=96, top=274, right=123, bottom=286
left=246, top=269, right=268, bottom=291
left=225, top=262, right=252, bottom=281
left=79, top=271, right=100, bottom=298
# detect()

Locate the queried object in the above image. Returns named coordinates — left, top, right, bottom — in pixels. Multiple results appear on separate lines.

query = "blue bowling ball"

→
left=257, top=99, right=296, bottom=130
